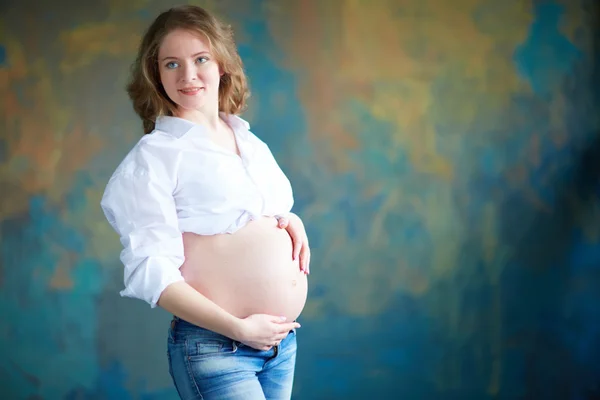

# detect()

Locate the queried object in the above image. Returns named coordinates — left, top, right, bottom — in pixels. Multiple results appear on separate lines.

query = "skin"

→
left=277, top=213, right=311, bottom=274
left=155, top=29, right=309, bottom=350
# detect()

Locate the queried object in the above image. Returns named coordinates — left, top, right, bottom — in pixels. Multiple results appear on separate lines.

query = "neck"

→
left=176, top=107, right=221, bottom=131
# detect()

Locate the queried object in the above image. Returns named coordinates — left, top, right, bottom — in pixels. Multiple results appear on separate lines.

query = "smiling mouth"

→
left=179, top=87, right=203, bottom=95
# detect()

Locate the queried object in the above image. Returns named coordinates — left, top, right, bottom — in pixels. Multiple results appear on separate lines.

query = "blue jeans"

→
left=167, top=317, right=297, bottom=399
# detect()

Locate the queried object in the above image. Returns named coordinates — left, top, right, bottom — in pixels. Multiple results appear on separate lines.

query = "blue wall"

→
left=1, top=0, right=599, bottom=398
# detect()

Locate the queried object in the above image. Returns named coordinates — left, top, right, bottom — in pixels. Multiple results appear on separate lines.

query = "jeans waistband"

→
left=170, top=316, right=211, bottom=332
left=169, top=316, right=237, bottom=343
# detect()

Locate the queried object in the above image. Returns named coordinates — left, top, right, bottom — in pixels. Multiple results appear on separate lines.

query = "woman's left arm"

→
left=276, top=213, right=310, bottom=275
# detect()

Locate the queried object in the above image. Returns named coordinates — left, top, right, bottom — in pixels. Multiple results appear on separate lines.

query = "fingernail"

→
left=280, top=316, right=287, bottom=321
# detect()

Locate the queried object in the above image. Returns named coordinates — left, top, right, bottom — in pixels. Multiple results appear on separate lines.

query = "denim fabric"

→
left=167, top=317, right=297, bottom=399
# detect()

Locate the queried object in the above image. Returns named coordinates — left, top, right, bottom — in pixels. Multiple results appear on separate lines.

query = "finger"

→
left=271, top=315, right=287, bottom=323
left=277, top=218, right=288, bottom=229
left=299, top=244, right=309, bottom=272
left=293, top=237, right=302, bottom=261
left=274, top=330, right=289, bottom=339
left=278, top=322, right=301, bottom=333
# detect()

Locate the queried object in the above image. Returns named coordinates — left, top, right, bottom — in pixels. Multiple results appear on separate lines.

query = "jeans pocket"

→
left=186, top=338, right=238, bottom=361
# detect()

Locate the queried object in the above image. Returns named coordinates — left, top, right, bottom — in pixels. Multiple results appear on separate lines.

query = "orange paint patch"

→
left=268, top=0, right=533, bottom=180
left=50, top=264, right=74, bottom=290
left=0, top=31, right=106, bottom=219
left=59, top=22, right=143, bottom=73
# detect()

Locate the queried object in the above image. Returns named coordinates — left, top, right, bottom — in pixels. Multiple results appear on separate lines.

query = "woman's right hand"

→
left=234, top=314, right=301, bottom=351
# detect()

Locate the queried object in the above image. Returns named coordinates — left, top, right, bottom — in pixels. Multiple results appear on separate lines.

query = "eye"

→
left=197, top=56, right=209, bottom=64
left=165, top=61, right=178, bottom=69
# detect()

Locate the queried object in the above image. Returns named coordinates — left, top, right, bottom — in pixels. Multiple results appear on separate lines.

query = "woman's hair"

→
left=126, top=5, right=250, bottom=133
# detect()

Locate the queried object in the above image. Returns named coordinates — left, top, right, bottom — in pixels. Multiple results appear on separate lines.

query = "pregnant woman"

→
left=100, top=5, right=310, bottom=399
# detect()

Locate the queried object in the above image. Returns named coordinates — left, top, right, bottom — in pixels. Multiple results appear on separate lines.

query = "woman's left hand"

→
left=276, top=213, right=310, bottom=274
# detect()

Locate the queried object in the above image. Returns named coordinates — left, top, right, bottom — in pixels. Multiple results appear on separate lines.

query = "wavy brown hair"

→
left=126, top=5, right=250, bottom=134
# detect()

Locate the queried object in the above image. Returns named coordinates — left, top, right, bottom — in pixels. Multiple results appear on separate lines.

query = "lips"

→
left=179, top=87, right=203, bottom=95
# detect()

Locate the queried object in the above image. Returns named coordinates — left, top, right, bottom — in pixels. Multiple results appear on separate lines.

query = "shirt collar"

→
left=154, top=113, right=251, bottom=139
left=222, top=113, right=251, bottom=132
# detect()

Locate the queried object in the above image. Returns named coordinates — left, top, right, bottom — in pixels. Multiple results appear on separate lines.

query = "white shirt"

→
left=100, top=113, right=294, bottom=307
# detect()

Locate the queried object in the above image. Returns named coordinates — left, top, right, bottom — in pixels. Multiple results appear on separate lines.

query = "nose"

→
left=179, top=62, right=197, bottom=83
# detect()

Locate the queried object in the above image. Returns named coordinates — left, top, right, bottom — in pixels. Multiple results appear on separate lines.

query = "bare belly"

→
left=180, top=217, right=308, bottom=322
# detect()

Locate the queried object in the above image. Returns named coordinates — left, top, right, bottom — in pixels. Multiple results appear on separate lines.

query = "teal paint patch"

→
left=64, top=361, right=176, bottom=400
left=0, top=195, right=102, bottom=399
left=94, top=283, right=176, bottom=393
left=0, top=45, right=6, bottom=66
left=513, top=3, right=582, bottom=98
left=295, top=304, right=442, bottom=399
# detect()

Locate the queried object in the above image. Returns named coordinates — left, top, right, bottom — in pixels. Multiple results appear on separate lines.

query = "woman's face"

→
left=158, top=29, right=222, bottom=115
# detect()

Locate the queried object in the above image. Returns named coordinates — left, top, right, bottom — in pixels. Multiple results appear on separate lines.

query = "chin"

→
left=177, top=100, right=206, bottom=111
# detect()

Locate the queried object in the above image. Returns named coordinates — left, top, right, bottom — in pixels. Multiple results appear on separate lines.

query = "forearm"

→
left=157, top=281, right=243, bottom=340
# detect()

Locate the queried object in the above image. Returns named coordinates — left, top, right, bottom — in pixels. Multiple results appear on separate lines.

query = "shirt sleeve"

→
left=100, top=142, right=185, bottom=308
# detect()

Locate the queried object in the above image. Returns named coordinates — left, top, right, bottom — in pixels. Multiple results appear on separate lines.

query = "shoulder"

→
left=109, top=130, right=183, bottom=181
left=137, top=129, right=182, bottom=158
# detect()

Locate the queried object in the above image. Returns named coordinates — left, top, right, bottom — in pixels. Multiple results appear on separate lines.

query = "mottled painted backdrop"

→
left=1, top=0, right=599, bottom=398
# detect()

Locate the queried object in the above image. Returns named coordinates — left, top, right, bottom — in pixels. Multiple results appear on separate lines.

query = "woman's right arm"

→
left=100, top=142, right=298, bottom=348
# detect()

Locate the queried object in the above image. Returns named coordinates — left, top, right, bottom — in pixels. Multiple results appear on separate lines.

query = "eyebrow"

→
left=160, top=51, right=210, bottom=62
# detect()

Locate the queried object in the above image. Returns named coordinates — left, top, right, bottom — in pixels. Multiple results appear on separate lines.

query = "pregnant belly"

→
left=179, top=217, right=308, bottom=322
